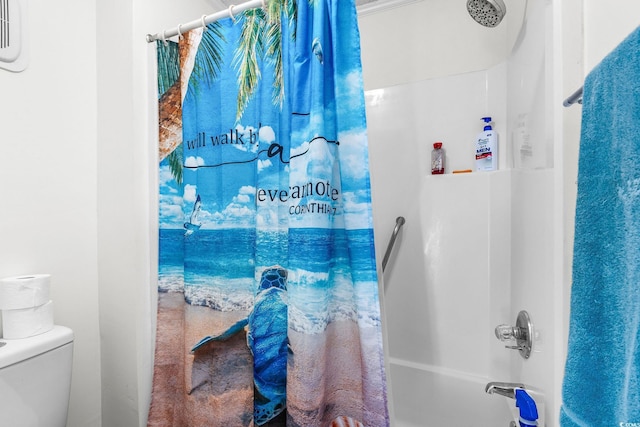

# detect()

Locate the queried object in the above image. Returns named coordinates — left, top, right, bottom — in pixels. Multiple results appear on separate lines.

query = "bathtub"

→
left=388, top=358, right=514, bottom=427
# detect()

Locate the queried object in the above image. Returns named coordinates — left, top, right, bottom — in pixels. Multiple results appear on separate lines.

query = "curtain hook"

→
left=201, top=14, right=208, bottom=30
left=161, top=30, right=169, bottom=46
left=228, top=4, right=237, bottom=22
left=177, top=24, right=184, bottom=40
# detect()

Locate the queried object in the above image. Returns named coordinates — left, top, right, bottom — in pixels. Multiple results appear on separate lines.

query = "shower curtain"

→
left=148, top=1, right=389, bottom=426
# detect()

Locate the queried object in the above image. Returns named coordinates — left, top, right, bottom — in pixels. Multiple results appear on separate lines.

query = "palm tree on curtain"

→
left=157, top=39, right=183, bottom=184
left=234, top=0, right=298, bottom=120
left=157, top=22, right=225, bottom=184
left=157, top=0, right=303, bottom=183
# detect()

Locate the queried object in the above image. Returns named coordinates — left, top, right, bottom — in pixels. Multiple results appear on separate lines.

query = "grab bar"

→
left=563, top=86, right=583, bottom=107
left=382, top=216, right=405, bottom=273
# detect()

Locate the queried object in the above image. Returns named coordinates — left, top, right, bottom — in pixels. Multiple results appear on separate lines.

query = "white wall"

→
left=96, top=0, right=142, bottom=425
left=0, top=1, right=102, bottom=426
left=358, top=0, right=521, bottom=90
left=359, top=1, right=543, bottom=158
left=584, top=2, right=640, bottom=74
left=102, top=0, right=211, bottom=425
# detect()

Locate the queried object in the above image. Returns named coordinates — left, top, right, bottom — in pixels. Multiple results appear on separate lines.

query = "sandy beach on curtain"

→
left=148, top=292, right=388, bottom=427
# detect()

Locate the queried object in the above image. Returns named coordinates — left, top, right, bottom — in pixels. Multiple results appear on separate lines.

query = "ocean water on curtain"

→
left=159, top=227, right=381, bottom=332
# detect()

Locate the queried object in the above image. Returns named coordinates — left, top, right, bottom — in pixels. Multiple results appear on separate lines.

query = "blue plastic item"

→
left=515, top=389, right=539, bottom=427
left=482, top=116, right=493, bottom=131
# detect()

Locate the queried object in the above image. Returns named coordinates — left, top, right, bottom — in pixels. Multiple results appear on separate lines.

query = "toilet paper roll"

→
left=2, top=300, right=54, bottom=339
left=0, top=274, right=51, bottom=310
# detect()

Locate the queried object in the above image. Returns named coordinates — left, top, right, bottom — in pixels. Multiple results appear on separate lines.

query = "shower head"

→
left=467, top=0, right=506, bottom=28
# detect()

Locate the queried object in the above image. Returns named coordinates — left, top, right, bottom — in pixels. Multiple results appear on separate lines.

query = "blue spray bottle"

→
left=515, top=389, right=539, bottom=427
left=475, top=117, right=498, bottom=171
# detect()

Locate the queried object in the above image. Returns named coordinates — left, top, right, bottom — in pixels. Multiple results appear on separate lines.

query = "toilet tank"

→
left=0, top=325, right=74, bottom=427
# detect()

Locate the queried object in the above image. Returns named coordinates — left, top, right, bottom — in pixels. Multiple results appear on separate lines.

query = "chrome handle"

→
left=485, top=381, right=526, bottom=399
left=494, top=310, right=533, bottom=359
left=495, top=325, right=520, bottom=341
left=505, top=345, right=524, bottom=350
left=382, top=216, right=405, bottom=273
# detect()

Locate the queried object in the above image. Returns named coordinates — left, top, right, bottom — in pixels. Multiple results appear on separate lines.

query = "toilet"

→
left=0, top=325, right=74, bottom=427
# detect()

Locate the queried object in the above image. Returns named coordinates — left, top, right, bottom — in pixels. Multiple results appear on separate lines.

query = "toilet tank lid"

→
left=0, top=325, right=74, bottom=369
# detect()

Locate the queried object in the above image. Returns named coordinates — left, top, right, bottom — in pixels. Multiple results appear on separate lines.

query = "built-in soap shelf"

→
left=425, top=169, right=510, bottom=178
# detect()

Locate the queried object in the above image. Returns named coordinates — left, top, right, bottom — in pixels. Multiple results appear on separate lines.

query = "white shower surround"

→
left=363, top=0, right=561, bottom=425
left=366, top=66, right=516, bottom=427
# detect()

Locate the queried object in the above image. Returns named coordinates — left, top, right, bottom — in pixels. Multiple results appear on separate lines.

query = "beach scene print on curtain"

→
left=149, top=1, right=389, bottom=426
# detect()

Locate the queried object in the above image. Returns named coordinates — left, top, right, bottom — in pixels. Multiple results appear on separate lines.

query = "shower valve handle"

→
left=504, top=344, right=524, bottom=351
left=493, top=310, right=533, bottom=359
left=496, top=326, right=526, bottom=351
left=495, top=324, right=521, bottom=342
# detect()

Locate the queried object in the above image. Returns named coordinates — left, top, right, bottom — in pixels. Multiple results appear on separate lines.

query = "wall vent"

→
left=0, top=0, right=27, bottom=72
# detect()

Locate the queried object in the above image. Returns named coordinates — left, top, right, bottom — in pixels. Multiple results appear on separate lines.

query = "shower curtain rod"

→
left=563, top=86, right=583, bottom=107
left=146, top=0, right=267, bottom=43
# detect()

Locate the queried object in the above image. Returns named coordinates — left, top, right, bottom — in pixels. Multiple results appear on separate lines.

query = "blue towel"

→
left=561, top=26, right=640, bottom=426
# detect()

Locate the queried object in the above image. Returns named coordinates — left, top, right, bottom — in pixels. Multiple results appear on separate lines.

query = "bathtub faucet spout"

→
left=485, top=382, right=526, bottom=399
left=486, top=382, right=540, bottom=427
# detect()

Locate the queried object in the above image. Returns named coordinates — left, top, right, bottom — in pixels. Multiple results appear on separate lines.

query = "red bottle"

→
left=431, top=142, right=445, bottom=175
